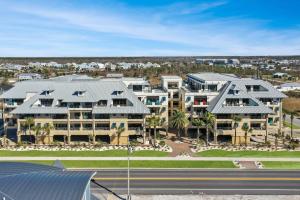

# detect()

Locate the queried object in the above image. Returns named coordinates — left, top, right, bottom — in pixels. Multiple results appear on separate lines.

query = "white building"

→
left=17, top=73, right=42, bottom=81
left=277, top=82, right=300, bottom=92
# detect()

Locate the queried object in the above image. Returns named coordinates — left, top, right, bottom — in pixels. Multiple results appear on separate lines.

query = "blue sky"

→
left=0, top=0, right=300, bottom=56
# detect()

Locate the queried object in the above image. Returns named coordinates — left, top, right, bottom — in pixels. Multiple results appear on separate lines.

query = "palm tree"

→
left=32, top=125, right=42, bottom=144
left=24, top=117, right=34, bottom=143
left=42, top=123, right=53, bottom=144
left=170, top=110, right=189, bottom=139
left=192, top=118, right=205, bottom=144
left=242, top=123, right=252, bottom=147
left=265, top=114, right=269, bottom=144
left=116, top=126, right=125, bottom=146
left=203, top=112, right=216, bottom=146
left=232, top=115, right=241, bottom=146
left=290, top=112, right=297, bottom=139
left=146, top=116, right=162, bottom=146
left=274, top=130, right=280, bottom=151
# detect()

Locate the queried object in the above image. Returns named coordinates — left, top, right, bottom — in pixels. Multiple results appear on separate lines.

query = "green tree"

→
left=242, top=123, right=252, bottom=147
left=24, top=117, right=34, bottom=143
left=146, top=116, right=162, bottom=146
left=232, top=115, right=241, bottom=146
left=290, top=112, right=297, bottom=139
left=116, top=126, right=125, bottom=146
left=32, top=125, right=42, bottom=144
left=192, top=118, right=205, bottom=144
left=170, top=110, right=189, bottom=139
left=204, top=112, right=216, bottom=146
left=42, top=123, right=53, bottom=144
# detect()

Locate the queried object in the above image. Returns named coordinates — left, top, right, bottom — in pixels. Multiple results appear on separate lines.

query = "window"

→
left=95, top=123, right=110, bottom=130
left=112, top=90, right=123, bottom=95
left=132, top=85, right=143, bottom=92
left=113, top=99, right=128, bottom=106
left=94, top=114, right=110, bottom=119
left=111, top=123, right=117, bottom=129
left=97, top=100, right=107, bottom=106
left=41, top=90, right=54, bottom=96
left=73, top=91, right=86, bottom=96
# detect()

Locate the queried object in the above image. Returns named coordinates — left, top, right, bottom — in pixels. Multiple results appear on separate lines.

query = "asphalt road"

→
left=87, top=169, right=300, bottom=195
left=285, top=114, right=300, bottom=127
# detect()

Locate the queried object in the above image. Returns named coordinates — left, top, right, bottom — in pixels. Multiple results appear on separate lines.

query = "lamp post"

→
left=127, top=137, right=132, bottom=200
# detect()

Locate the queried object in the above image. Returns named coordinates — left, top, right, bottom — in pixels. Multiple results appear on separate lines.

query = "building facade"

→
left=1, top=73, right=286, bottom=145
left=1, top=76, right=149, bottom=145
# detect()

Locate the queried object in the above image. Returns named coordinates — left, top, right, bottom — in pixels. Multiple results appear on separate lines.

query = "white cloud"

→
left=0, top=0, right=300, bottom=56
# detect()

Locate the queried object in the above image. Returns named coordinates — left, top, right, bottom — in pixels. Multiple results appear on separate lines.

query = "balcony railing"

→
left=95, top=127, right=110, bottom=130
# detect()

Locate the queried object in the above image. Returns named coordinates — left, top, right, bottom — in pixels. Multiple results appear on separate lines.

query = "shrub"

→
left=159, top=140, right=166, bottom=146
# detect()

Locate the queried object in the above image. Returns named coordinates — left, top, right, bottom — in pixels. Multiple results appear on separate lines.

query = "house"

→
left=273, top=72, right=288, bottom=79
left=17, top=73, right=42, bottom=81
left=277, top=82, right=300, bottom=92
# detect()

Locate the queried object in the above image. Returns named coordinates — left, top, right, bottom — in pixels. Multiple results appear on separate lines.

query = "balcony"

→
left=194, top=98, right=208, bottom=106
left=146, top=97, right=166, bottom=106
left=95, top=124, right=110, bottom=130
left=70, top=113, right=81, bottom=120
left=168, top=83, right=179, bottom=89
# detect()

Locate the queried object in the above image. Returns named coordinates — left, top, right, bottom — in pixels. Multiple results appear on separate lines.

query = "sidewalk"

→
left=1, top=156, right=300, bottom=161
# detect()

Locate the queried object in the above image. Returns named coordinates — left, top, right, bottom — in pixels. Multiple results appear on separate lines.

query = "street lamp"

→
left=127, top=136, right=133, bottom=200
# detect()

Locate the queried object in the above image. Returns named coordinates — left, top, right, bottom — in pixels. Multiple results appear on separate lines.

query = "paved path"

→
left=90, top=169, right=300, bottom=195
left=1, top=156, right=300, bottom=161
left=165, top=139, right=193, bottom=157
left=238, top=161, right=258, bottom=169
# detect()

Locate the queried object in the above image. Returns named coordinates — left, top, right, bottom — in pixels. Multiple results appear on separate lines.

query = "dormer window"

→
left=41, top=90, right=54, bottom=96
left=112, top=90, right=123, bottom=95
left=74, top=90, right=86, bottom=96
left=97, top=100, right=107, bottom=106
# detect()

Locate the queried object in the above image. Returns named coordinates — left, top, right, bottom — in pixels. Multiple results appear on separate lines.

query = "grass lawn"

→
left=284, top=121, right=300, bottom=129
left=263, top=161, right=300, bottom=169
left=197, top=150, right=300, bottom=158
left=11, top=160, right=236, bottom=168
left=0, top=150, right=169, bottom=157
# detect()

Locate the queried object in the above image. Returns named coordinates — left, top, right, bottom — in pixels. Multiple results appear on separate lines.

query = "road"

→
left=87, top=169, right=300, bottom=195
left=285, top=114, right=300, bottom=127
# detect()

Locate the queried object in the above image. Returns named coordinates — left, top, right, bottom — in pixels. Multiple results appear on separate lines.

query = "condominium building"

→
left=181, top=73, right=286, bottom=144
left=1, top=75, right=149, bottom=145
left=161, top=76, right=182, bottom=118
left=1, top=73, right=286, bottom=145
left=122, top=78, right=168, bottom=125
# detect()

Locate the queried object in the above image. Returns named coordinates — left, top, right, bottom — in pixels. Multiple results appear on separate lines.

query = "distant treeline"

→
left=1, top=56, right=300, bottom=65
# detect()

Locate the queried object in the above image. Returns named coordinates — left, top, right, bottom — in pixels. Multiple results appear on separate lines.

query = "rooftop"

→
left=188, top=73, right=239, bottom=82
left=0, top=162, right=95, bottom=200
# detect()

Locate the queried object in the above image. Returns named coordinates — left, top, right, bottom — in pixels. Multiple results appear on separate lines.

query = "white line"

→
left=90, top=188, right=300, bottom=191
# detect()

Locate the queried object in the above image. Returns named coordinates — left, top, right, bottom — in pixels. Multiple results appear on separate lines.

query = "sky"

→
left=0, top=0, right=300, bottom=57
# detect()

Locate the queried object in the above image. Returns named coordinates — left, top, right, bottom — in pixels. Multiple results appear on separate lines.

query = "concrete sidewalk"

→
left=1, top=156, right=300, bottom=161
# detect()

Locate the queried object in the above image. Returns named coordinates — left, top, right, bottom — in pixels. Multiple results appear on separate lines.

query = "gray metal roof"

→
left=0, top=77, right=149, bottom=115
left=0, top=162, right=95, bottom=200
left=207, top=79, right=286, bottom=114
left=187, top=73, right=239, bottom=82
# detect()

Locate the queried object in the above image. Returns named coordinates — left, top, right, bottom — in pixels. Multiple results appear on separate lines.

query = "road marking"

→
left=91, top=188, right=300, bottom=191
left=93, top=177, right=300, bottom=181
